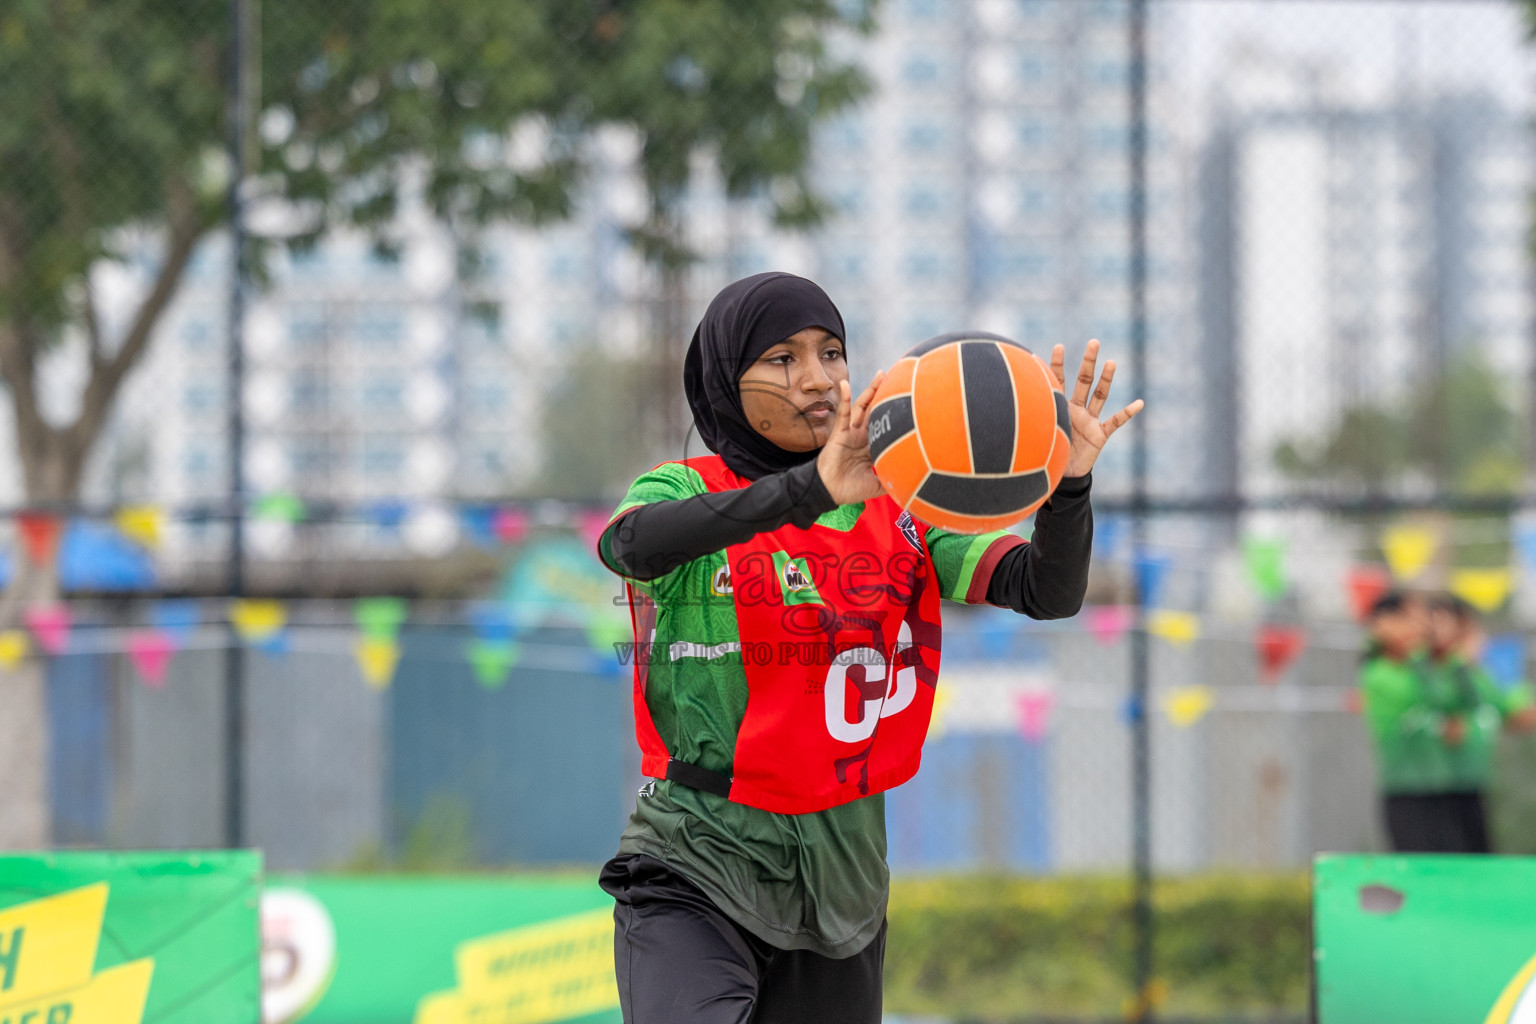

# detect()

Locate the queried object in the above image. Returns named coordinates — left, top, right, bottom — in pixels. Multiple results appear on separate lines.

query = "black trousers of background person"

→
left=599, top=853, right=886, bottom=1024
left=1384, top=790, right=1491, bottom=853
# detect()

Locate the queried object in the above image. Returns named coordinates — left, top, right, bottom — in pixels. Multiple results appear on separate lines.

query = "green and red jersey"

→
left=599, top=456, right=1022, bottom=957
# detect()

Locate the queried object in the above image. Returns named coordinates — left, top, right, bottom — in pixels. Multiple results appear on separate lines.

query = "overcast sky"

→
left=1168, top=0, right=1536, bottom=110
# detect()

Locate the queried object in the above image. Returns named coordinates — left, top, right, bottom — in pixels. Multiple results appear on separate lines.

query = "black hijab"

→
left=683, top=272, right=847, bottom=480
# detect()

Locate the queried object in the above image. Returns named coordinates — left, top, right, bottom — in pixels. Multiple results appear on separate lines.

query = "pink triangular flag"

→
left=1087, top=605, right=1133, bottom=645
left=24, top=603, right=70, bottom=656
left=494, top=507, right=529, bottom=545
left=1015, top=690, right=1055, bottom=743
left=127, top=630, right=176, bottom=688
left=578, top=510, right=611, bottom=549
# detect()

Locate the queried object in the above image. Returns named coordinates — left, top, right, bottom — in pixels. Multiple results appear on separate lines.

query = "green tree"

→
left=0, top=0, right=874, bottom=845
left=1273, top=351, right=1526, bottom=495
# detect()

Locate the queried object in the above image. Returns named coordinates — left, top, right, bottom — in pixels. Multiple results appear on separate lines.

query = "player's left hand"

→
left=1050, top=338, right=1145, bottom=479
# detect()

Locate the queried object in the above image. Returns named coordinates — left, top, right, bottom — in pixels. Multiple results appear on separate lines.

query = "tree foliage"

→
left=0, top=0, right=875, bottom=500
left=1273, top=352, right=1527, bottom=495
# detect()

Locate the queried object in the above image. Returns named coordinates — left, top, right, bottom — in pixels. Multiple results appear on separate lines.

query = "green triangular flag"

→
left=1242, top=537, right=1287, bottom=600
left=466, top=639, right=519, bottom=690
left=253, top=492, right=307, bottom=523
left=355, top=597, right=409, bottom=641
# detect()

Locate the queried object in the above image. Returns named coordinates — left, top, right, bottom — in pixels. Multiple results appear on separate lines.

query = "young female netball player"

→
left=596, top=272, right=1142, bottom=1024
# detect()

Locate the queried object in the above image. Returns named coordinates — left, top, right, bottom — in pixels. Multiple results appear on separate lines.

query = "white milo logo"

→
left=783, top=561, right=812, bottom=591
left=824, top=621, right=917, bottom=743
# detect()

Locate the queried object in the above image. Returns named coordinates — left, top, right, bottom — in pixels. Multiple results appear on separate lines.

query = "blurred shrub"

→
left=885, top=874, right=1310, bottom=1021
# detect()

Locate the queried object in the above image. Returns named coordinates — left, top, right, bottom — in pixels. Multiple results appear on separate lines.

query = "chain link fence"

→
left=5, top=0, right=1536, bottom=1018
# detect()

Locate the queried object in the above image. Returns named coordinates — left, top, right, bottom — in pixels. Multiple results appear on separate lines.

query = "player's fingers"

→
left=851, top=370, right=884, bottom=430
left=1050, top=344, right=1066, bottom=387
left=1073, top=339, right=1100, bottom=406
left=1088, top=360, right=1116, bottom=417
left=835, top=379, right=853, bottom=437
left=1100, top=399, right=1144, bottom=440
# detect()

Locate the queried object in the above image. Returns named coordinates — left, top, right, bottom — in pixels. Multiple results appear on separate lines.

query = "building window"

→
left=290, top=441, right=334, bottom=477
left=902, top=55, right=942, bottom=87
left=291, top=372, right=330, bottom=413
left=904, top=251, right=945, bottom=280
left=361, top=439, right=404, bottom=476
left=181, top=319, right=213, bottom=351
left=183, top=385, right=217, bottom=414
left=903, top=186, right=945, bottom=217
left=903, top=120, right=947, bottom=154
left=468, top=383, right=508, bottom=415
left=183, top=445, right=216, bottom=481
left=289, top=306, right=328, bottom=347
left=352, top=308, right=404, bottom=348
left=902, top=0, right=940, bottom=19
left=360, top=375, right=405, bottom=412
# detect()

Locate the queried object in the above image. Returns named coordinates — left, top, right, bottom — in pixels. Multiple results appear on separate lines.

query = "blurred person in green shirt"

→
left=1360, top=590, right=1535, bottom=853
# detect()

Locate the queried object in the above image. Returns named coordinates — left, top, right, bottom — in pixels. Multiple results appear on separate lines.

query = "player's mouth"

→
left=801, top=400, right=835, bottom=421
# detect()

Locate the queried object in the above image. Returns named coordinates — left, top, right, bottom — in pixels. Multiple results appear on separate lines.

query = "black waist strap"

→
left=665, top=758, right=732, bottom=799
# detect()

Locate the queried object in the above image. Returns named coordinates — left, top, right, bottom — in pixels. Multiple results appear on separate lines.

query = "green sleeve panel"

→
left=600, top=463, right=708, bottom=598
left=925, top=527, right=1018, bottom=603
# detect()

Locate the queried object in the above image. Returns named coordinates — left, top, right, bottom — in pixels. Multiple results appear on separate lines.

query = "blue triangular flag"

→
left=1120, top=694, right=1145, bottom=725
left=150, top=600, right=202, bottom=642
left=1133, top=552, right=1170, bottom=609
left=1516, top=522, right=1536, bottom=575
left=460, top=505, right=497, bottom=548
left=1483, top=634, right=1526, bottom=691
left=1096, top=516, right=1128, bottom=562
left=366, top=499, right=409, bottom=531
left=469, top=602, right=517, bottom=643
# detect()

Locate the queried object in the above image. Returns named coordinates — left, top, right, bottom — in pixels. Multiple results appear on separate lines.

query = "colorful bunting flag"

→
left=23, top=604, right=70, bottom=656
left=354, top=597, right=408, bottom=641
left=366, top=500, right=409, bottom=531
left=229, top=599, right=287, bottom=645
left=1343, top=689, right=1364, bottom=715
left=114, top=506, right=164, bottom=550
left=253, top=492, right=307, bottom=523
left=1148, top=610, right=1200, bottom=647
left=1015, top=690, right=1055, bottom=743
left=126, top=630, right=176, bottom=688
left=1483, top=634, right=1526, bottom=691
left=16, top=513, right=62, bottom=566
left=460, top=505, right=497, bottom=548
left=466, top=639, right=519, bottom=690
left=494, top=507, right=529, bottom=545
left=927, top=687, right=957, bottom=739
left=0, top=630, right=29, bottom=669
left=1133, top=553, right=1171, bottom=609
left=1382, top=524, right=1437, bottom=582
left=1242, top=537, right=1287, bottom=600
left=578, top=510, right=611, bottom=550
left=1450, top=568, right=1514, bottom=614
left=1120, top=694, right=1145, bottom=725
left=149, top=600, right=201, bottom=642
left=355, top=637, right=401, bottom=690
left=1257, top=625, right=1307, bottom=681
left=1164, top=685, right=1214, bottom=728
left=1087, top=604, right=1134, bottom=645
left=469, top=602, right=517, bottom=643
left=1516, top=521, right=1536, bottom=576
left=1344, top=565, right=1392, bottom=623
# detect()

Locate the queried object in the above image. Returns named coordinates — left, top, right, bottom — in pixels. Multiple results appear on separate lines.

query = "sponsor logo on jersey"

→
left=711, top=564, right=733, bottom=596
left=783, top=561, right=812, bottom=591
left=896, top=510, right=922, bottom=552
left=771, top=552, right=823, bottom=605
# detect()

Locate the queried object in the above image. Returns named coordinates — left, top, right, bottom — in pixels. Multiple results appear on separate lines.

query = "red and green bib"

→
left=618, top=455, right=944, bottom=815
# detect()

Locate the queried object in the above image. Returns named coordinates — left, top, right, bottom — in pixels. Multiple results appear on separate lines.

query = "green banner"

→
left=263, top=874, right=621, bottom=1024
left=0, top=850, right=261, bottom=1024
left=1315, top=854, right=1536, bottom=1023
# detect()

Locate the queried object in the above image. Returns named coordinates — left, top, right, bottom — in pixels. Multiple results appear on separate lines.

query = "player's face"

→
left=738, top=327, right=848, bottom=452
left=1428, top=608, right=1461, bottom=656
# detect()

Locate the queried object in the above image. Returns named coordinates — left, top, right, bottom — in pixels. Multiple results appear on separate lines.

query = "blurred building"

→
left=1200, top=43, right=1534, bottom=496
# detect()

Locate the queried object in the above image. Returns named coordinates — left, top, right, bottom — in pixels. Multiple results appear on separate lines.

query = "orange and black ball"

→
left=867, top=331, right=1070, bottom=534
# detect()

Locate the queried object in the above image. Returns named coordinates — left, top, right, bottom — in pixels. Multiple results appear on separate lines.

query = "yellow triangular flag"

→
left=1148, top=610, right=1201, bottom=647
left=1382, top=525, right=1437, bottom=581
left=1164, top=685, right=1214, bottom=728
left=114, top=505, right=164, bottom=549
left=927, top=687, right=957, bottom=739
left=229, top=599, right=286, bottom=642
left=0, top=630, right=29, bottom=669
left=1451, top=568, right=1514, bottom=614
left=355, top=637, right=401, bottom=690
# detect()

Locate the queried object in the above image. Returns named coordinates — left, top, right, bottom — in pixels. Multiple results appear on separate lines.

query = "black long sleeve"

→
left=603, top=460, right=837, bottom=581
left=984, top=473, right=1094, bottom=619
